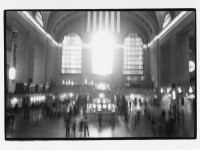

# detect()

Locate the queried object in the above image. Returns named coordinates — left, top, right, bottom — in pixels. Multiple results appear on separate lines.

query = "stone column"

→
left=175, top=33, right=190, bottom=85
left=27, top=31, right=35, bottom=84
left=170, top=34, right=177, bottom=84
left=8, top=29, right=18, bottom=93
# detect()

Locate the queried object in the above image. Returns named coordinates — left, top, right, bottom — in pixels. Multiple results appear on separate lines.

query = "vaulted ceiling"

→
left=35, top=11, right=180, bottom=44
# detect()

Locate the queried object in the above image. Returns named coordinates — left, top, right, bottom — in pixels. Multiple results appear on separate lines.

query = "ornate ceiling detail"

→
left=37, top=11, right=179, bottom=43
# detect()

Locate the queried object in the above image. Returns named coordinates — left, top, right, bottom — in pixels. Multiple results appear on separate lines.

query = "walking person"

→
left=159, top=110, right=167, bottom=136
left=134, top=114, right=138, bottom=129
left=98, top=113, right=102, bottom=127
left=84, top=115, right=89, bottom=137
left=124, top=112, right=129, bottom=128
left=151, top=120, right=157, bottom=137
left=79, top=116, right=84, bottom=137
left=110, top=113, right=116, bottom=136
left=72, top=117, right=76, bottom=138
left=64, top=111, right=71, bottom=137
left=169, top=111, right=175, bottom=135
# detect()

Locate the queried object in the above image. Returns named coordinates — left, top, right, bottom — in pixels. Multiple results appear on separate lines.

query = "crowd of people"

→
left=63, top=94, right=90, bottom=138
left=6, top=92, right=192, bottom=138
left=116, top=94, right=129, bottom=127
left=151, top=104, right=183, bottom=137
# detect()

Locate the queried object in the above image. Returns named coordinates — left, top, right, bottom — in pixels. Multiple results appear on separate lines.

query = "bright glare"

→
left=92, top=32, right=114, bottom=75
left=130, top=94, right=134, bottom=99
left=189, top=60, right=195, bottom=72
left=9, top=67, right=16, bottom=80
left=172, top=90, right=176, bottom=100
left=189, top=86, right=193, bottom=93
left=160, top=88, right=164, bottom=93
left=178, top=87, right=182, bottom=93
left=99, top=93, right=105, bottom=98
left=70, top=93, right=73, bottom=98
left=11, top=97, right=18, bottom=105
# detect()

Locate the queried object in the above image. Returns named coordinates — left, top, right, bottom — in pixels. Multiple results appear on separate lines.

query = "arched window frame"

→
left=123, top=33, right=144, bottom=75
left=162, top=13, right=172, bottom=29
left=61, top=33, right=82, bottom=74
left=35, top=12, right=44, bottom=27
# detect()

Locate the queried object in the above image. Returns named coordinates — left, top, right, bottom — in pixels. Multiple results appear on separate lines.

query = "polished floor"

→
left=6, top=111, right=195, bottom=139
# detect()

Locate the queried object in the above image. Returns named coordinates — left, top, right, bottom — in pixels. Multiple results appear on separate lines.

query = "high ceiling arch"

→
left=40, top=11, right=174, bottom=44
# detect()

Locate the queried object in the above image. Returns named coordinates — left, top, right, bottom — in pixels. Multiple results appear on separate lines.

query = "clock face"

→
left=189, top=61, right=195, bottom=72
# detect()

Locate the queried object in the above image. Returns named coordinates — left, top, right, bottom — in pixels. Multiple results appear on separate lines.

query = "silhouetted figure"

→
left=72, top=117, right=76, bottom=137
left=169, top=111, right=174, bottom=135
left=134, top=115, right=138, bottom=129
left=64, top=112, right=71, bottom=137
left=23, top=100, right=29, bottom=120
left=159, top=110, right=167, bottom=136
left=98, top=113, right=102, bottom=127
left=110, top=114, right=116, bottom=135
left=14, top=103, right=18, bottom=114
left=79, top=117, right=84, bottom=137
left=137, top=110, right=140, bottom=121
left=84, top=115, right=89, bottom=137
left=161, top=110, right=166, bottom=119
left=6, top=109, right=15, bottom=131
left=124, top=112, right=129, bottom=127
left=151, top=120, right=157, bottom=137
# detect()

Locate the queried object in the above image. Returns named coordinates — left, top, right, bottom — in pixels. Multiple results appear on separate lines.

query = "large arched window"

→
left=123, top=33, right=143, bottom=75
left=62, top=33, right=82, bottom=74
left=162, top=13, right=171, bottom=29
left=35, top=12, right=44, bottom=27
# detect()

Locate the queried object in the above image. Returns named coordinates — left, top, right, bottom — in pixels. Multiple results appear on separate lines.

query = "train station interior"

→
left=5, top=10, right=196, bottom=139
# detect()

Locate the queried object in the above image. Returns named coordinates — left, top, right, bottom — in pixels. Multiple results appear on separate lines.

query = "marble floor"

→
left=5, top=112, right=195, bottom=139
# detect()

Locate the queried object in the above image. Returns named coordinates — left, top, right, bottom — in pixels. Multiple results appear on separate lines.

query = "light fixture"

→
left=130, top=94, right=134, bottom=99
left=167, top=87, right=170, bottom=93
left=108, top=104, right=111, bottom=110
left=99, top=93, right=105, bottom=98
left=69, top=93, right=73, bottom=98
left=88, top=104, right=92, bottom=109
left=143, top=44, right=148, bottom=49
left=189, top=86, right=193, bottom=93
left=178, top=87, right=182, bottom=93
left=103, top=104, right=107, bottom=109
left=97, top=104, right=101, bottom=109
left=9, top=67, right=16, bottom=80
left=30, top=97, right=33, bottom=103
left=189, top=60, right=195, bottom=72
left=33, top=97, right=36, bottom=103
left=11, top=97, right=18, bottom=105
left=160, top=87, right=164, bottom=93
left=172, top=90, right=176, bottom=100
left=97, top=99, right=101, bottom=104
